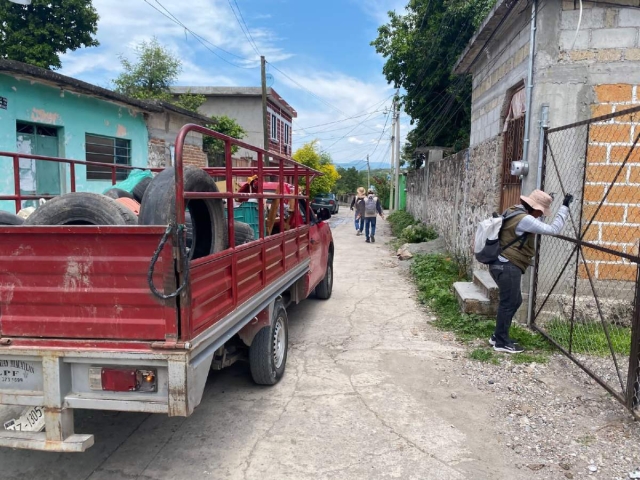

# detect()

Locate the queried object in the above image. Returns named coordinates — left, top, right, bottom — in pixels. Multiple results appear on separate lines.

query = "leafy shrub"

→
left=386, top=210, right=416, bottom=237
left=402, top=223, right=438, bottom=243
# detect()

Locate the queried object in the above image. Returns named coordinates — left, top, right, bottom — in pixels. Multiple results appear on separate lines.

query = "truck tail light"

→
left=329, top=200, right=335, bottom=204
left=89, top=367, right=157, bottom=393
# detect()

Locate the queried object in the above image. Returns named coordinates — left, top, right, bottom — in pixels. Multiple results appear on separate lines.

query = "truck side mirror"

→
left=317, top=207, right=331, bottom=221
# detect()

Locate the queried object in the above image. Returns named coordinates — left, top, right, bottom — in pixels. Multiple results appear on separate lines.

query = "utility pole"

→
left=394, top=104, right=401, bottom=211
left=261, top=56, right=269, bottom=167
left=389, top=99, right=396, bottom=212
left=366, top=154, right=371, bottom=190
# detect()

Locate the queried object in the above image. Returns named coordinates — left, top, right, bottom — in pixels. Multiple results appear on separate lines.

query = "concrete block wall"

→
left=558, top=3, right=640, bottom=63
left=470, top=8, right=531, bottom=147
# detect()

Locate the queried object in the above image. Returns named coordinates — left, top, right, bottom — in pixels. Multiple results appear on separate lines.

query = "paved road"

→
left=0, top=211, right=526, bottom=480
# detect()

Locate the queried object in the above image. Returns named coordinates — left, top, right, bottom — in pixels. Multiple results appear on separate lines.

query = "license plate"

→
left=3, top=406, right=45, bottom=432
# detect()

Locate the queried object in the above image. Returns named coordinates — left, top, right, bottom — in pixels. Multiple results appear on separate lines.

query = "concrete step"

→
left=473, top=270, right=499, bottom=302
left=453, top=281, right=497, bottom=316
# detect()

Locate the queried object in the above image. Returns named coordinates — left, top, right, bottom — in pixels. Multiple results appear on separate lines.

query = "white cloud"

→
left=348, top=137, right=364, bottom=144
left=60, top=0, right=289, bottom=83
left=353, top=0, right=408, bottom=23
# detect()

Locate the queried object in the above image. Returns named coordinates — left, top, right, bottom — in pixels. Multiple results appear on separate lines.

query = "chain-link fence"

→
left=532, top=105, right=640, bottom=418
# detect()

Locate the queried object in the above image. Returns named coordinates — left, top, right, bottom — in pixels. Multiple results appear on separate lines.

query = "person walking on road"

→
left=489, top=189, right=573, bottom=354
left=350, top=187, right=366, bottom=235
left=363, top=189, right=384, bottom=243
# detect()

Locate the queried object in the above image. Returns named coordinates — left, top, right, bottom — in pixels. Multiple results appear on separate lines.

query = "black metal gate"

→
left=532, top=106, right=640, bottom=419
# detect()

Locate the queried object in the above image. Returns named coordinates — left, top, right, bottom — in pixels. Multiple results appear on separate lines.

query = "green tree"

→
left=335, top=166, right=361, bottom=194
left=114, top=37, right=181, bottom=101
left=113, top=37, right=205, bottom=112
left=203, top=115, right=247, bottom=167
left=0, top=0, right=99, bottom=70
left=371, top=0, right=495, bottom=156
left=292, top=141, right=340, bottom=198
left=372, top=175, right=391, bottom=210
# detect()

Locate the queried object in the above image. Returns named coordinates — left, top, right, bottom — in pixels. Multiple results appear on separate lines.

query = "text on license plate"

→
left=3, top=406, right=45, bottom=432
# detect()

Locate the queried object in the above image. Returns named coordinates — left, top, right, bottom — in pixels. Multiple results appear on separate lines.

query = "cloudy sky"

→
left=59, top=0, right=410, bottom=168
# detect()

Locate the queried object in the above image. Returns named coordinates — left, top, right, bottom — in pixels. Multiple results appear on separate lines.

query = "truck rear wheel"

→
left=249, top=300, right=288, bottom=385
left=315, top=254, right=333, bottom=300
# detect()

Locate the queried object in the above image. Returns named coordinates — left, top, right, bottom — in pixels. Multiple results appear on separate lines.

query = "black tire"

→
left=113, top=202, right=138, bottom=225
left=249, top=300, right=288, bottom=385
left=139, top=166, right=226, bottom=259
left=25, top=193, right=128, bottom=226
left=132, top=177, right=152, bottom=203
left=104, top=188, right=135, bottom=200
left=234, top=221, right=255, bottom=245
left=315, top=253, right=333, bottom=300
left=0, top=211, right=24, bottom=225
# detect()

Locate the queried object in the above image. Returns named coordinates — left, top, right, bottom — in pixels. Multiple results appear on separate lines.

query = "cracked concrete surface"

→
left=0, top=212, right=529, bottom=480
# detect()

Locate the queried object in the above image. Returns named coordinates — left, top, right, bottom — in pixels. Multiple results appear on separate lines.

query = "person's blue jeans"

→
left=365, top=217, right=377, bottom=238
left=489, top=262, right=523, bottom=346
left=354, top=213, right=360, bottom=231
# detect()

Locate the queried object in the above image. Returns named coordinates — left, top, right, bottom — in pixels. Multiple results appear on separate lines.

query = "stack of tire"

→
left=1, top=166, right=254, bottom=259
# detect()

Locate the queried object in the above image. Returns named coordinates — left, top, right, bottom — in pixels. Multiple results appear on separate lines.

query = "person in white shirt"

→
left=489, top=189, right=573, bottom=354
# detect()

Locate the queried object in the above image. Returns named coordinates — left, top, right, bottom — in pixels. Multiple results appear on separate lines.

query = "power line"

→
left=294, top=109, right=387, bottom=133
left=227, top=0, right=261, bottom=55
left=268, top=62, right=392, bottom=135
left=144, top=0, right=258, bottom=69
left=367, top=107, right=392, bottom=160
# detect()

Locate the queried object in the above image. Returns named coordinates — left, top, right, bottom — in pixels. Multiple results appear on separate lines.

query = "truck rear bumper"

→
left=0, top=428, right=93, bottom=452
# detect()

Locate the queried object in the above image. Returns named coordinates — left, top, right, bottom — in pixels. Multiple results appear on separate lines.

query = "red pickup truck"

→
left=0, top=125, right=334, bottom=452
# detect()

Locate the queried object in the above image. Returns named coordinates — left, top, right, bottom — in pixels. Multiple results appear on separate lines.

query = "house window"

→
left=271, top=114, right=278, bottom=140
left=85, top=134, right=131, bottom=181
left=284, top=123, right=290, bottom=145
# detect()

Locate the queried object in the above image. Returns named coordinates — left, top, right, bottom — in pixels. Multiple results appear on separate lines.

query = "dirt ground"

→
left=0, top=211, right=637, bottom=479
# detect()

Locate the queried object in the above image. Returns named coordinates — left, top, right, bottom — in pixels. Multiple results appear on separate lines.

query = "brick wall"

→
left=183, top=144, right=208, bottom=168
left=582, top=83, right=640, bottom=281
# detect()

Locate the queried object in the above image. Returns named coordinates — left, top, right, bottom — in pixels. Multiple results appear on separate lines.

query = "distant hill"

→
left=335, top=160, right=390, bottom=171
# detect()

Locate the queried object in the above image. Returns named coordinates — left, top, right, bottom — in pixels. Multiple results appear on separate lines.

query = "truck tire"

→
left=249, top=300, right=288, bottom=385
left=132, top=177, right=152, bottom=203
left=234, top=221, right=255, bottom=245
left=113, top=202, right=138, bottom=225
left=25, top=193, right=129, bottom=226
left=104, top=188, right=134, bottom=200
left=139, top=167, right=226, bottom=259
left=315, top=253, right=333, bottom=300
left=0, top=211, right=24, bottom=225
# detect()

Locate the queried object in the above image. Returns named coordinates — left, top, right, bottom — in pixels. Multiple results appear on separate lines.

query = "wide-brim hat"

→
left=521, top=189, right=552, bottom=216
left=357, top=187, right=366, bottom=195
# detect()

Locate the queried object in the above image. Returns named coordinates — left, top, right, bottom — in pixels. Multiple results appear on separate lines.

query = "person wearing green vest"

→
left=489, top=189, right=573, bottom=354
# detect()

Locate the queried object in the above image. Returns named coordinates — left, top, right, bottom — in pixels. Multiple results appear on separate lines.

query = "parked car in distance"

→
left=312, top=193, right=339, bottom=214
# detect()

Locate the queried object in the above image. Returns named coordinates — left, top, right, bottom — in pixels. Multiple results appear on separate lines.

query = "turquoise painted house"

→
left=0, top=60, right=211, bottom=213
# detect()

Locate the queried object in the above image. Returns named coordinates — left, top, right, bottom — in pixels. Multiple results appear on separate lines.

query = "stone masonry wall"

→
left=406, top=136, right=502, bottom=271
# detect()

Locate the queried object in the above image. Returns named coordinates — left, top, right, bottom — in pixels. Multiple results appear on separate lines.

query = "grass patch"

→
left=545, top=320, right=631, bottom=356
left=410, top=254, right=553, bottom=356
left=387, top=211, right=438, bottom=244
left=387, top=211, right=417, bottom=237
left=469, top=348, right=499, bottom=364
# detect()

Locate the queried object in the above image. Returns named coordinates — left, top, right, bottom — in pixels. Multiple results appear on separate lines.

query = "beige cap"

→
left=521, top=189, right=553, bottom=216
left=357, top=187, right=365, bottom=195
